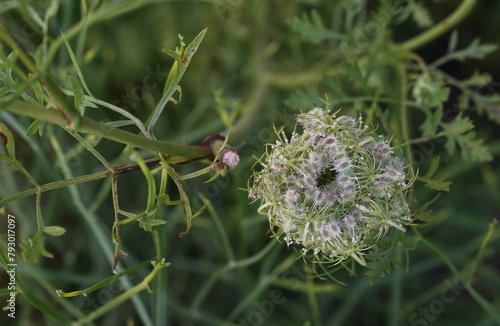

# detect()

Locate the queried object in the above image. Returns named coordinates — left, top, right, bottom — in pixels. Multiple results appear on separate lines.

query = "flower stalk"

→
left=394, top=0, right=478, bottom=52
left=1, top=100, right=212, bottom=159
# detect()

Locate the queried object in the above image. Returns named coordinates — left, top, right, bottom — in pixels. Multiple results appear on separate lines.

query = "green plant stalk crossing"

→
left=74, top=260, right=168, bottom=324
left=413, top=228, right=500, bottom=324
left=0, top=101, right=211, bottom=158
left=57, top=260, right=152, bottom=297
left=0, top=158, right=161, bottom=207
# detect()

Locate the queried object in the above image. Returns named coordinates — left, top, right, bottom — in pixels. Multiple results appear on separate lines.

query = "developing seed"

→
left=313, top=134, right=322, bottom=145
left=320, top=154, right=328, bottom=167
left=303, top=166, right=313, bottom=174
left=328, top=222, right=341, bottom=237
left=306, top=188, right=317, bottom=199
left=337, top=161, right=350, bottom=170
left=326, top=191, right=336, bottom=205
left=316, top=190, right=323, bottom=202
left=324, top=138, right=335, bottom=145
left=304, top=176, right=316, bottom=188
left=344, top=214, right=356, bottom=228
left=311, top=162, right=318, bottom=173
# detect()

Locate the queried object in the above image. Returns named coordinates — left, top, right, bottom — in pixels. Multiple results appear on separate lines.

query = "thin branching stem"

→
left=413, top=227, right=500, bottom=324
left=394, top=0, right=478, bottom=52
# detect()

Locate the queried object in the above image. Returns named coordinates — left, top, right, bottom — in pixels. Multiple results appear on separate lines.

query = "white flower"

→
left=249, top=106, right=414, bottom=266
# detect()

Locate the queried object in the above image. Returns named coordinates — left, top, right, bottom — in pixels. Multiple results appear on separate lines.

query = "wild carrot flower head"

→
left=249, top=107, right=414, bottom=266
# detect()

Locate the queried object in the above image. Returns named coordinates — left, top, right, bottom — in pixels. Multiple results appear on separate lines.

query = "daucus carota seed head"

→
left=249, top=107, right=415, bottom=266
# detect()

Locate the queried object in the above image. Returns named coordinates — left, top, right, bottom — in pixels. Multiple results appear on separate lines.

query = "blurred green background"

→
left=1, top=0, right=499, bottom=325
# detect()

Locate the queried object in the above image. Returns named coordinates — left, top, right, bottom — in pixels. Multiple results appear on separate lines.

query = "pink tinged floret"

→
left=305, top=188, right=317, bottom=200
left=313, top=134, right=323, bottom=146
left=311, top=162, right=319, bottom=174
left=336, top=175, right=354, bottom=189
left=325, top=222, right=342, bottom=238
left=343, top=117, right=355, bottom=127
left=384, top=166, right=404, bottom=182
left=304, top=176, right=316, bottom=188
left=271, top=161, right=285, bottom=170
left=372, top=141, right=393, bottom=159
left=303, top=165, right=314, bottom=175
left=325, top=190, right=337, bottom=205
left=344, top=184, right=356, bottom=192
left=315, top=189, right=323, bottom=203
left=344, top=214, right=357, bottom=229
left=285, top=189, right=300, bottom=206
left=324, top=137, right=335, bottom=145
left=335, top=158, right=351, bottom=171
left=320, top=154, right=328, bottom=168
left=339, top=190, right=353, bottom=202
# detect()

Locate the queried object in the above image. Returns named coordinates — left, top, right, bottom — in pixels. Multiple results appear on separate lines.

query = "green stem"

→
left=18, top=272, right=71, bottom=324
left=163, top=162, right=194, bottom=237
left=43, top=0, right=169, bottom=73
left=200, top=194, right=235, bottom=262
left=389, top=249, right=403, bottom=326
left=225, top=254, right=297, bottom=322
left=413, top=228, right=500, bottom=324
left=74, top=260, right=168, bottom=325
left=409, top=130, right=448, bottom=144
left=111, top=175, right=122, bottom=273
left=231, top=70, right=269, bottom=143
left=466, top=220, right=497, bottom=284
left=0, top=101, right=211, bottom=158
left=0, top=23, right=81, bottom=126
left=115, top=211, right=148, bottom=226
left=191, top=241, right=277, bottom=313
left=394, top=0, right=478, bottom=52
left=152, top=228, right=168, bottom=325
left=67, top=90, right=150, bottom=137
left=151, top=157, right=169, bottom=325
left=265, top=61, right=343, bottom=89
left=271, top=277, right=338, bottom=293
left=397, top=64, right=416, bottom=203
left=56, top=260, right=152, bottom=297
left=399, top=66, right=410, bottom=154
left=0, top=249, right=70, bottom=324
left=0, top=21, right=38, bottom=73
left=307, top=276, right=322, bottom=326
left=0, top=158, right=160, bottom=207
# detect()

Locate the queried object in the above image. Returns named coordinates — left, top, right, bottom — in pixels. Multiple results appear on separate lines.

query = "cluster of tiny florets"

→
left=249, top=107, right=414, bottom=265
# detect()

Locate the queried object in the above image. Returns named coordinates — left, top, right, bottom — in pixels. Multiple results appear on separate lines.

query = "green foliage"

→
left=366, top=233, right=419, bottom=284
left=411, top=2, right=433, bottom=28
left=435, top=37, right=498, bottom=66
left=284, top=85, right=322, bottom=108
left=365, top=237, right=402, bottom=285
left=419, top=157, right=451, bottom=191
left=287, top=9, right=345, bottom=44
left=442, top=115, right=492, bottom=161
left=20, top=232, right=54, bottom=261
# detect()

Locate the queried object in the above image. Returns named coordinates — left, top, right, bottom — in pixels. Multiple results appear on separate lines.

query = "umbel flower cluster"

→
left=249, top=107, right=414, bottom=266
